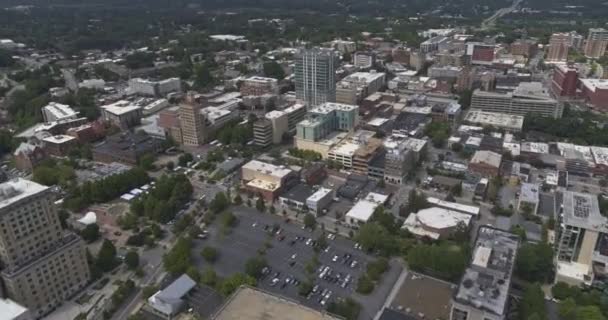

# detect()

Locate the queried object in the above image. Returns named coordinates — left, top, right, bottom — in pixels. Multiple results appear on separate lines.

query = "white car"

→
left=305, top=238, right=313, bottom=246
left=291, top=253, right=297, bottom=259
left=332, top=255, right=339, bottom=262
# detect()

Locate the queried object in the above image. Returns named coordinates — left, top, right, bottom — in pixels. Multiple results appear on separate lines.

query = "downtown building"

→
left=470, top=82, right=562, bottom=118
left=0, top=179, right=90, bottom=319
left=584, top=28, right=608, bottom=59
left=294, top=48, right=337, bottom=107
left=551, top=64, right=579, bottom=97
left=546, top=33, right=572, bottom=63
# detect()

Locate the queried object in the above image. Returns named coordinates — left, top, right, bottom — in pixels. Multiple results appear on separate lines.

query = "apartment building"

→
left=0, top=179, right=89, bottom=319
left=556, top=191, right=608, bottom=286
left=240, top=76, right=279, bottom=96
left=551, top=64, right=579, bottom=97
left=100, top=100, right=143, bottom=130
left=253, top=119, right=273, bottom=148
left=471, top=82, right=562, bottom=118
left=450, top=227, right=519, bottom=320
left=179, top=100, right=206, bottom=146
left=584, top=28, right=608, bottom=59
left=283, top=103, right=307, bottom=133
left=41, top=102, right=78, bottom=123
left=295, top=47, right=337, bottom=107
left=383, top=136, right=415, bottom=185
left=295, top=102, right=359, bottom=142
left=546, top=33, right=571, bottom=63
left=335, top=71, right=386, bottom=105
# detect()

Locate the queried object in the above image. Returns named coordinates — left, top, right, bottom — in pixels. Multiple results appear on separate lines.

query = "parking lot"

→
left=192, top=206, right=402, bottom=320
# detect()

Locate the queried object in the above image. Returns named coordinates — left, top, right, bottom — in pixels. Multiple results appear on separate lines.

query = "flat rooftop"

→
left=561, top=190, right=607, bottom=232
left=464, top=110, right=524, bottom=131
left=0, top=178, right=49, bottom=210
left=243, top=160, right=293, bottom=179
left=309, top=102, right=358, bottom=114
left=454, top=227, right=519, bottom=317
left=212, top=286, right=341, bottom=320
left=101, top=100, right=141, bottom=115
left=389, top=273, right=454, bottom=320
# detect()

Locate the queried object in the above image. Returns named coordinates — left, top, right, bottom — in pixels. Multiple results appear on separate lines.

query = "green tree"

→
left=233, top=194, right=243, bottom=205
left=245, top=256, right=267, bottom=279
left=304, top=214, right=316, bottom=230
left=575, top=305, right=604, bottom=320
left=406, top=243, right=468, bottom=281
left=194, top=63, right=214, bottom=89
left=96, top=239, right=117, bottom=272
left=163, top=237, right=192, bottom=275
left=516, top=243, right=554, bottom=283
left=356, top=275, right=374, bottom=294
left=201, top=246, right=219, bottom=263
left=80, top=224, right=100, bottom=243
left=200, top=267, right=218, bottom=287
left=124, top=250, right=139, bottom=270
left=256, top=197, right=266, bottom=212
left=519, top=283, right=547, bottom=320
left=217, top=273, right=256, bottom=296
left=327, top=298, right=361, bottom=320
left=220, top=211, right=237, bottom=228
left=262, top=61, right=285, bottom=80
left=558, top=298, right=577, bottom=320
left=186, top=265, right=200, bottom=282
left=142, top=285, right=159, bottom=299
left=298, top=281, right=313, bottom=296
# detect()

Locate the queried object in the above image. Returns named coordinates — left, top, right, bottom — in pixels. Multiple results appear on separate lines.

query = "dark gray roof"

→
left=280, top=184, right=313, bottom=203
left=378, top=308, right=417, bottom=320
left=157, top=274, right=196, bottom=302
left=538, top=193, right=556, bottom=219
left=217, top=157, right=244, bottom=173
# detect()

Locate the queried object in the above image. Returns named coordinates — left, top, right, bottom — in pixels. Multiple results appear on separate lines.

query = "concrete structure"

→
left=0, top=179, right=89, bottom=319
left=100, top=100, right=143, bottom=129
left=306, top=187, right=333, bottom=216
left=335, top=71, right=386, bottom=105
left=253, top=119, right=273, bottom=148
left=345, top=192, right=389, bottom=226
left=295, top=48, right=337, bottom=107
left=241, top=160, right=297, bottom=201
left=421, top=36, right=449, bottom=53
left=92, top=131, right=163, bottom=165
left=13, top=143, right=45, bottom=173
left=518, top=183, right=540, bottom=215
left=551, top=64, right=579, bottom=97
left=555, top=191, right=608, bottom=286
left=546, top=33, right=571, bottom=63
left=240, top=76, right=279, bottom=96
left=279, top=184, right=314, bottom=211
left=469, top=150, right=502, bottom=178
left=403, top=207, right=472, bottom=240
left=265, top=110, right=289, bottom=144
left=353, top=52, right=375, bottom=69
left=470, top=82, right=562, bottom=118
left=42, top=134, right=77, bottom=156
left=580, top=78, right=608, bottom=111
left=129, top=77, right=182, bottom=96
left=383, top=135, right=416, bottom=185
left=0, top=298, right=31, bottom=320
left=584, top=28, right=608, bottom=59
left=450, top=227, right=519, bottom=320
left=467, top=43, right=495, bottom=65
left=510, top=39, right=537, bottom=57
left=296, top=102, right=359, bottom=142
left=464, top=111, right=524, bottom=132
left=352, top=138, right=385, bottom=177
left=41, top=102, right=78, bottom=123
left=283, top=103, right=307, bottom=133
left=147, top=274, right=196, bottom=319
left=179, top=99, right=206, bottom=146
left=211, top=286, right=341, bottom=320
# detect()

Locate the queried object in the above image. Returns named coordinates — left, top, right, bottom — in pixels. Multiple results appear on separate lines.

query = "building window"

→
left=452, top=308, right=468, bottom=320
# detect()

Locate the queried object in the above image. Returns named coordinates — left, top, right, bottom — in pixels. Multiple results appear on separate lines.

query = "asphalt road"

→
left=194, top=206, right=402, bottom=320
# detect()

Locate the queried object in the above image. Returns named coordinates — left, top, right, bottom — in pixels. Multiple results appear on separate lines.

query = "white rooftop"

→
left=329, top=142, right=360, bottom=157
left=580, top=78, right=608, bottom=92
left=0, top=298, right=29, bottom=319
left=367, top=117, right=390, bottom=127
left=310, top=102, right=358, bottom=114
left=243, top=160, right=293, bottom=179
left=0, top=179, right=48, bottom=209
left=101, top=100, right=141, bottom=116
left=42, top=134, right=76, bottom=144
left=265, top=110, right=287, bottom=120
left=465, top=110, right=524, bottom=131
left=307, top=188, right=333, bottom=202
left=470, top=150, right=502, bottom=168
left=346, top=192, right=388, bottom=223
left=426, top=197, right=480, bottom=216
left=403, top=207, right=472, bottom=239
left=43, top=102, right=78, bottom=120
left=77, top=211, right=97, bottom=225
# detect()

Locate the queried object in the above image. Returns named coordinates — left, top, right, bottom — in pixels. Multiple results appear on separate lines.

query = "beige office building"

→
left=179, top=100, right=206, bottom=146
left=471, top=82, right=562, bottom=118
left=546, top=33, right=571, bottom=63
left=0, top=179, right=89, bottom=319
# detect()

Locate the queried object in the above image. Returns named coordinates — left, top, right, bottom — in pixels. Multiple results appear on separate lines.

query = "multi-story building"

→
left=92, top=131, right=163, bottom=165
left=265, top=110, right=289, bottom=144
left=450, top=227, right=519, bottom=320
left=546, top=33, right=571, bottom=63
left=468, top=150, right=502, bottom=178
left=157, top=106, right=183, bottom=144
left=241, top=160, right=297, bottom=201
left=509, top=39, right=538, bottom=57
left=240, top=76, right=279, bottom=96
left=579, top=78, right=608, bottom=110
left=0, top=179, right=90, bottom=319
left=584, top=28, right=608, bottom=59
left=420, top=36, right=449, bottom=53
left=471, top=82, right=562, bottom=118
left=555, top=191, right=608, bottom=286
left=129, top=78, right=182, bottom=97
left=179, top=99, right=205, bottom=146
left=253, top=119, right=273, bottom=148
left=467, top=43, right=495, bottom=65
left=41, top=102, right=78, bottom=123
left=283, top=103, right=307, bottom=133
left=383, top=136, right=415, bottom=185
left=353, top=52, right=375, bottom=69
left=392, top=46, right=411, bottom=64
left=335, top=71, right=386, bottom=105
left=295, top=102, right=359, bottom=141
left=551, top=64, right=579, bottom=97
left=295, top=48, right=337, bottom=107
left=352, top=139, right=384, bottom=177
left=100, top=100, right=143, bottom=130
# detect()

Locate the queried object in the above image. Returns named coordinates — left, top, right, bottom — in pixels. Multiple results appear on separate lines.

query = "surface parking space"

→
left=193, top=206, right=401, bottom=319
